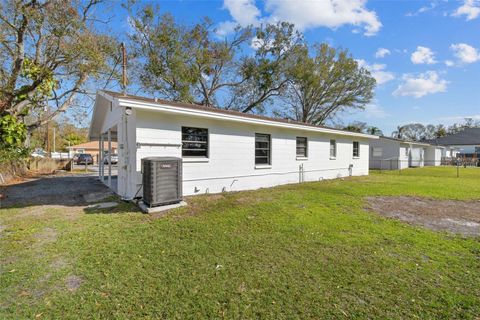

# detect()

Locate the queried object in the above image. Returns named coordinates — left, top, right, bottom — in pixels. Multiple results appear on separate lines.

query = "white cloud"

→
left=223, top=0, right=261, bottom=26
left=450, top=43, right=480, bottom=64
left=406, top=2, right=437, bottom=17
left=215, top=21, right=238, bottom=37
left=411, top=46, right=437, bottom=64
left=438, top=114, right=480, bottom=122
left=356, top=59, right=395, bottom=85
left=444, top=60, right=455, bottom=67
left=216, top=0, right=262, bottom=36
left=220, top=0, right=382, bottom=36
left=363, top=104, right=389, bottom=118
left=375, top=48, right=391, bottom=58
left=393, top=71, right=448, bottom=98
left=452, top=0, right=480, bottom=20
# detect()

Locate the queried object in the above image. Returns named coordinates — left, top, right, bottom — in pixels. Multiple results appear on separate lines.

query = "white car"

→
left=103, top=154, right=118, bottom=164
left=31, top=149, right=46, bottom=158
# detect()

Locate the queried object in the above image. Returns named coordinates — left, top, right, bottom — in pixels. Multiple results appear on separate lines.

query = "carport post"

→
left=98, top=139, right=101, bottom=178
left=100, top=134, right=104, bottom=181
left=108, top=129, right=112, bottom=187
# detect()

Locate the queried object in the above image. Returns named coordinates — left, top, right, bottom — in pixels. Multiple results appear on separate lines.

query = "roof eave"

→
left=116, top=97, right=379, bottom=140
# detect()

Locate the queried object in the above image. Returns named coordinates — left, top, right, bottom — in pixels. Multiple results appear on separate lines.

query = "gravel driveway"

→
left=0, top=172, right=114, bottom=208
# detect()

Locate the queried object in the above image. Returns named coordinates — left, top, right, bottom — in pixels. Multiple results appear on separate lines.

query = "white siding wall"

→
left=410, top=146, right=425, bottom=167
left=128, top=110, right=370, bottom=198
left=425, top=146, right=442, bottom=166
left=368, top=138, right=401, bottom=169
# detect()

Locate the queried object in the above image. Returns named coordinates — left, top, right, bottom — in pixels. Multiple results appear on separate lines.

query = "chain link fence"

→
left=370, top=157, right=480, bottom=177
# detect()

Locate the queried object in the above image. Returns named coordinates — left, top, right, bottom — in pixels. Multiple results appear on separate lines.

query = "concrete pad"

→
left=138, top=201, right=187, bottom=214
left=87, top=202, right=118, bottom=209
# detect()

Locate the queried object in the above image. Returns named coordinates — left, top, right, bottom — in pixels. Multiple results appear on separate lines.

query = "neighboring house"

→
left=369, top=137, right=442, bottom=169
left=89, top=90, right=378, bottom=199
left=424, top=128, right=480, bottom=158
left=67, top=141, right=118, bottom=164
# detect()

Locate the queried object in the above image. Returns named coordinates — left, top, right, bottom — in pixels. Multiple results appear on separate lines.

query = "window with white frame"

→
left=405, top=147, right=409, bottom=157
left=296, top=137, right=307, bottom=158
left=182, top=127, right=208, bottom=157
left=255, top=133, right=271, bottom=165
left=353, top=141, right=360, bottom=157
left=372, top=147, right=383, bottom=157
left=329, top=139, right=337, bottom=158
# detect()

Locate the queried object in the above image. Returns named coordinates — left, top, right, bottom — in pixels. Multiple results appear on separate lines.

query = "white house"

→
left=369, top=137, right=440, bottom=169
left=425, top=128, right=480, bottom=159
left=89, top=91, right=378, bottom=200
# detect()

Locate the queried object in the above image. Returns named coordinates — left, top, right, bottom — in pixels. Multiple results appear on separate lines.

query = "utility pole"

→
left=121, top=42, right=128, bottom=95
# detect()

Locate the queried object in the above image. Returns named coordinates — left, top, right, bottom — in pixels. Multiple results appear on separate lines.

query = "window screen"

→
left=182, top=127, right=208, bottom=157
left=330, top=139, right=337, bottom=158
left=255, top=133, right=271, bottom=165
left=353, top=141, right=360, bottom=157
left=296, top=137, right=307, bottom=157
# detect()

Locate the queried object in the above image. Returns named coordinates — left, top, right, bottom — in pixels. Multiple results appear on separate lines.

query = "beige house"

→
left=68, top=141, right=117, bottom=164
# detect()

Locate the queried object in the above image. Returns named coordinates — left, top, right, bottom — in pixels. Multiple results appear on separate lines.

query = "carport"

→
left=98, top=126, right=118, bottom=193
left=89, top=92, right=124, bottom=195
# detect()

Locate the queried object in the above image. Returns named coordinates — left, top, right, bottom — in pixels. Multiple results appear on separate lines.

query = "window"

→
left=329, top=139, right=336, bottom=158
left=405, top=147, right=409, bottom=157
left=255, top=133, right=271, bottom=165
left=182, top=127, right=208, bottom=157
left=353, top=141, right=360, bottom=158
left=296, top=137, right=307, bottom=158
left=372, top=147, right=382, bottom=157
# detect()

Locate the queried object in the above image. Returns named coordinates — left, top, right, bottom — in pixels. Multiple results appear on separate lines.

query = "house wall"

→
left=127, top=110, right=370, bottom=198
left=410, top=146, right=425, bottom=167
left=425, top=146, right=442, bottom=166
left=368, top=138, right=401, bottom=169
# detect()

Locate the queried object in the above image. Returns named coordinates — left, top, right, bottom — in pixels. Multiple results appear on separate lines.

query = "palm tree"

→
left=366, top=126, right=383, bottom=136
left=391, top=125, right=405, bottom=139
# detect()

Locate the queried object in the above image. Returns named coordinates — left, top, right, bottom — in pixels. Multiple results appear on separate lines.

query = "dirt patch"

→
left=65, top=275, right=83, bottom=291
left=34, top=227, right=58, bottom=245
left=366, top=196, right=480, bottom=236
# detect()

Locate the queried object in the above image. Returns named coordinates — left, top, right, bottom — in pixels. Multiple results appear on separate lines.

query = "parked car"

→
left=103, top=154, right=118, bottom=165
left=72, top=153, right=82, bottom=162
left=31, top=149, right=46, bottom=158
left=76, top=153, right=94, bottom=165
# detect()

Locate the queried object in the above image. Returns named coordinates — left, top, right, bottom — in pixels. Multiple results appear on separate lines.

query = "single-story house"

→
left=369, top=137, right=442, bottom=169
left=424, top=127, right=480, bottom=158
left=67, top=141, right=117, bottom=164
left=89, top=90, right=378, bottom=200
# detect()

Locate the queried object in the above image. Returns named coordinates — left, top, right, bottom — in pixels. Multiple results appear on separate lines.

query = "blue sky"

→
left=98, top=0, right=480, bottom=135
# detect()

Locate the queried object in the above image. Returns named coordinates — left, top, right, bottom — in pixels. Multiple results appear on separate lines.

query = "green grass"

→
left=1, top=167, right=480, bottom=319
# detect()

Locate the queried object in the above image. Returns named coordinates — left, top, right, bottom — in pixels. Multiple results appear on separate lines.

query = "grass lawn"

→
left=1, top=167, right=480, bottom=319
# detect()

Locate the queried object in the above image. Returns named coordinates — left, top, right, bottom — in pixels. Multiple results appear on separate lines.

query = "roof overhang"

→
left=112, top=95, right=379, bottom=140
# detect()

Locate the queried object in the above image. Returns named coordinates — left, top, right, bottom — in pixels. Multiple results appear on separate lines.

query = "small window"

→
left=353, top=141, right=360, bottom=158
left=405, top=147, right=409, bottom=157
left=329, top=139, right=336, bottom=158
left=255, top=133, right=271, bottom=165
left=372, top=147, right=382, bottom=157
left=182, top=127, right=208, bottom=157
left=296, top=137, right=307, bottom=158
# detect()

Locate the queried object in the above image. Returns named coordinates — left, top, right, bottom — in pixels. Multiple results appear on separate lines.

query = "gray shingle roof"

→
left=424, top=128, right=480, bottom=146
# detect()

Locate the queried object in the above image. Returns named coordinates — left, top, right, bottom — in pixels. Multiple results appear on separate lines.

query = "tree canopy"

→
left=0, top=0, right=119, bottom=149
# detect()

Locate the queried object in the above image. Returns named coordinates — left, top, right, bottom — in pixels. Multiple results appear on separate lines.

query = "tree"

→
left=278, top=43, right=376, bottom=125
left=366, top=126, right=383, bottom=136
left=129, top=5, right=303, bottom=113
left=343, top=121, right=367, bottom=133
left=0, top=0, right=119, bottom=146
